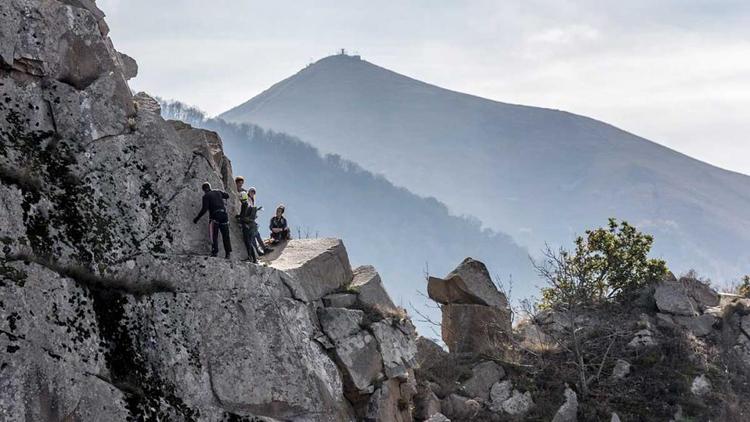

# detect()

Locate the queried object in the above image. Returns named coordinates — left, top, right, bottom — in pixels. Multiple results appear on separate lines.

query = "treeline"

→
left=160, top=100, right=537, bottom=330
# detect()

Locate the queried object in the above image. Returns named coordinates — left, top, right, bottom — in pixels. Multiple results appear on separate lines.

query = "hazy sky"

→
left=99, top=0, right=750, bottom=175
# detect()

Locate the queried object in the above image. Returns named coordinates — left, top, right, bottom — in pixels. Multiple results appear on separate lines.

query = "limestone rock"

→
left=414, top=384, right=442, bottom=420
left=351, top=265, right=396, bottom=310
left=334, top=332, right=384, bottom=395
left=628, top=329, right=657, bottom=348
left=371, top=321, right=418, bottom=379
left=489, top=380, right=512, bottom=412
left=679, top=277, right=720, bottom=310
left=691, top=374, right=712, bottom=397
left=417, top=336, right=449, bottom=368
left=118, top=51, right=138, bottom=80
left=655, top=281, right=699, bottom=316
left=428, top=258, right=508, bottom=308
left=441, top=394, right=481, bottom=420
left=460, top=361, right=505, bottom=401
left=266, top=238, right=353, bottom=302
left=319, top=307, right=365, bottom=342
left=442, top=304, right=510, bottom=354
left=501, top=390, right=534, bottom=416
left=611, top=359, right=631, bottom=380
left=552, top=386, right=578, bottom=422
left=674, top=314, right=717, bottom=337
left=425, top=413, right=451, bottom=422
left=365, top=378, right=414, bottom=422
left=323, top=292, right=358, bottom=308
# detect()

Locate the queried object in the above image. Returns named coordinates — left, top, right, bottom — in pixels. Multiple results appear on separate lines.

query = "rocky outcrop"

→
left=428, top=258, right=512, bottom=355
left=0, top=2, right=418, bottom=420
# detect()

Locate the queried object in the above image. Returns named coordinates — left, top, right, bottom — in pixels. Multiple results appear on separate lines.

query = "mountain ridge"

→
left=220, top=53, right=750, bottom=281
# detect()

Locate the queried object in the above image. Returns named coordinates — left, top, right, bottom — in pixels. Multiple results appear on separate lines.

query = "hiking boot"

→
left=225, top=253, right=231, bottom=259
left=211, top=253, right=218, bottom=257
left=264, top=247, right=275, bottom=253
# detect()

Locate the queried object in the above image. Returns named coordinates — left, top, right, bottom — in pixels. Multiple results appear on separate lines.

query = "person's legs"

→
left=210, top=220, right=219, bottom=257
left=242, top=224, right=257, bottom=262
left=219, top=222, right=231, bottom=258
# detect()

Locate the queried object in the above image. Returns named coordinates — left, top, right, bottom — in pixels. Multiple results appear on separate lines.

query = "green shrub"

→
left=537, top=218, right=668, bottom=309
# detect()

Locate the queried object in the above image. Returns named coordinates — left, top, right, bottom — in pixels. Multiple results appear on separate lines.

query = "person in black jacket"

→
left=269, top=205, right=290, bottom=244
left=193, top=182, right=232, bottom=258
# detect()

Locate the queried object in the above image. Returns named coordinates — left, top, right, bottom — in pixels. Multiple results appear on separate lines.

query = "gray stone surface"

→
left=351, top=265, right=396, bottom=310
left=428, top=257, right=508, bottom=308
left=691, top=375, right=712, bottom=397
left=501, top=390, right=534, bottom=416
left=266, top=238, right=353, bottom=302
left=628, top=329, right=657, bottom=349
left=319, top=308, right=365, bottom=342
left=334, top=332, right=384, bottom=394
left=460, top=361, right=505, bottom=401
left=655, top=281, right=700, bottom=316
left=365, top=377, right=415, bottom=422
left=552, top=386, right=578, bottom=422
left=323, top=292, right=358, bottom=308
left=441, top=303, right=511, bottom=354
left=489, top=381, right=513, bottom=412
left=679, top=277, right=720, bottom=310
left=414, top=384, right=442, bottom=420
left=674, top=314, right=718, bottom=337
left=441, top=394, right=481, bottom=420
left=425, top=413, right=451, bottom=422
left=611, top=359, right=631, bottom=380
left=371, top=321, right=418, bottom=380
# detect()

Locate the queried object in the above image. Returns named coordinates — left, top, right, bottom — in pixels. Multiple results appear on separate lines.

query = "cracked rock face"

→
left=0, top=1, right=417, bottom=420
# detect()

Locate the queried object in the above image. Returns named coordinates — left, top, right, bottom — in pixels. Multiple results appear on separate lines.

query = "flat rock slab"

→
left=428, top=258, right=508, bottom=308
left=265, top=238, right=353, bottom=302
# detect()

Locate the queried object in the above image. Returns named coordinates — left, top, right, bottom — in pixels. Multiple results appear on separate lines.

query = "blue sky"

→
left=99, top=0, right=750, bottom=175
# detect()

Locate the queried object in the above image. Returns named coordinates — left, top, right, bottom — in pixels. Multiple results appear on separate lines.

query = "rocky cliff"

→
left=412, top=260, right=750, bottom=422
left=0, top=1, right=417, bottom=420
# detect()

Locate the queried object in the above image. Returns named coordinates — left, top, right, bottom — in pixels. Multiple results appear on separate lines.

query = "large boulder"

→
left=428, top=258, right=508, bottom=308
left=266, top=238, right=354, bottom=302
left=441, top=304, right=511, bottom=354
left=319, top=308, right=365, bottom=342
left=460, top=361, right=505, bottom=401
left=655, top=278, right=719, bottom=316
left=333, top=332, right=384, bottom=396
left=370, top=321, right=418, bottom=380
left=364, top=377, right=415, bottom=422
left=655, top=281, right=700, bottom=316
left=351, top=265, right=396, bottom=310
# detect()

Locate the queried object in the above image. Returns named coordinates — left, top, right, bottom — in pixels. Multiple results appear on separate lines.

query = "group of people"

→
left=192, top=176, right=290, bottom=262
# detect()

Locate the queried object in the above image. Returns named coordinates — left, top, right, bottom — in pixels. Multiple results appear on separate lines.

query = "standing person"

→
left=193, top=182, right=231, bottom=258
left=247, top=187, right=273, bottom=255
left=234, top=176, right=257, bottom=263
left=269, top=205, right=291, bottom=244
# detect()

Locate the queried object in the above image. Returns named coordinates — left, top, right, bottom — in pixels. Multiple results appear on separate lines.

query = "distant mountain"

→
left=221, top=54, right=750, bottom=281
left=161, top=100, right=537, bottom=333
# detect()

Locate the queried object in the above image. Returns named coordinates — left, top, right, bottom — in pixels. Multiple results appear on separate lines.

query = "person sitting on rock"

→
left=234, top=176, right=258, bottom=263
left=247, top=187, right=273, bottom=255
left=193, top=182, right=231, bottom=259
left=269, top=204, right=291, bottom=244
